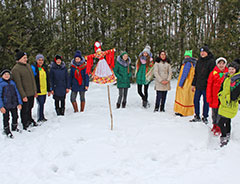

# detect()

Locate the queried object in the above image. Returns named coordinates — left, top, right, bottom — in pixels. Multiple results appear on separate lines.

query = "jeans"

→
left=37, top=95, right=46, bottom=121
left=155, top=91, right=168, bottom=110
left=194, top=90, right=209, bottom=118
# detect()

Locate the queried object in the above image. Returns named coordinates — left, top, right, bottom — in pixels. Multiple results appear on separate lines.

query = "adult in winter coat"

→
left=136, top=45, right=154, bottom=108
left=50, top=55, right=69, bottom=116
left=11, top=49, right=37, bottom=130
left=190, top=46, right=215, bottom=123
left=206, top=57, right=228, bottom=135
left=0, top=69, right=22, bottom=138
left=153, top=50, right=172, bottom=112
left=217, top=59, right=240, bottom=147
left=114, top=52, right=132, bottom=108
left=69, top=50, right=89, bottom=112
left=174, top=50, right=196, bottom=116
left=31, top=54, right=51, bottom=122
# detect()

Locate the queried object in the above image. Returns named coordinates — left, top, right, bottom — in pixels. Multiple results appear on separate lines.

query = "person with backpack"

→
left=0, top=69, right=22, bottom=138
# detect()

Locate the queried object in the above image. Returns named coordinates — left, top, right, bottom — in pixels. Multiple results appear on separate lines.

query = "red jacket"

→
left=206, top=66, right=228, bottom=108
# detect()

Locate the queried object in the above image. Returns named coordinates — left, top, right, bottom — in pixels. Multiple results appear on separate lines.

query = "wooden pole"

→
left=107, top=85, right=113, bottom=130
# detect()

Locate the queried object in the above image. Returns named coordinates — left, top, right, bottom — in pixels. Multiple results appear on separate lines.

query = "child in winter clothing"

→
left=50, top=55, right=69, bottom=116
left=136, top=45, right=154, bottom=108
left=114, top=52, right=132, bottom=108
left=154, top=50, right=172, bottom=112
left=206, top=57, right=228, bottom=136
left=174, top=50, right=196, bottom=116
left=0, top=69, right=22, bottom=138
left=69, top=50, right=89, bottom=112
left=217, top=59, right=240, bottom=147
left=31, top=54, right=51, bottom=122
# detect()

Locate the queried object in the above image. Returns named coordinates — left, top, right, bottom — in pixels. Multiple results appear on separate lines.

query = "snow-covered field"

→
left=1, top=80, right=240, bottom=184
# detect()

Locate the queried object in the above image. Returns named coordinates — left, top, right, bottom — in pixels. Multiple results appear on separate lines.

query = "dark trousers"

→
left=218, top=116, right=231, bottom=137
left=194, top=90, right=209, bottom=118
left=155, top=91, right=168, bottom=110
left=3, top=108, right=18, bottom=131
left=117, top=88, right=128, bottom=105
left=37, top=95, right=46, bottom=121
left=212, top=108, right=219, bottom=125
left=21, top=96, right=34, bottom=128
left=55, top=99, right=65, bottom=109
left=137, top=84, right=149, bottom=102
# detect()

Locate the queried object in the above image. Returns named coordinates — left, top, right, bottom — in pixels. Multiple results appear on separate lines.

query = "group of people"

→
left=0, top=45, right=240, bottom=147
left=0, top=49, right=89, bottom=138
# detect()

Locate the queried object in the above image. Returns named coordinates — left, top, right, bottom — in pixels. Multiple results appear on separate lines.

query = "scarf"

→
left=71, top=63, right=87, bottom=85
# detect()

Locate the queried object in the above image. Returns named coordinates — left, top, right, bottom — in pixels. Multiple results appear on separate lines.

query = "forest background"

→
left=0, top=0, right=239, bottom=76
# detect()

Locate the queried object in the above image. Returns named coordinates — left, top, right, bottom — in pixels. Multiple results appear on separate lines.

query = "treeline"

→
left=0, top=0, right=239, bottom=75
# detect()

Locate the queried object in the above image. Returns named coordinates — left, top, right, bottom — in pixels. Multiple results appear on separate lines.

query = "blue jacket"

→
left=69, top=59, right=89, bottom=92
left=0, top=78, right=22, bottom=109
left=49, top=61, right=69, bottom=97
left=179, top=57, right=197, bottom=87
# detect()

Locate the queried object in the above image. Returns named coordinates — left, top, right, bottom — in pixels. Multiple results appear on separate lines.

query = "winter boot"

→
left=72, top=102, right=79, bottom=113
left=31, top=119, right=38, bottom=127
left=160, top=105, right=165, bottom=112
left=154, top=105, right=159, bottom=112
left=116, top=103, right=120, bottom=109
left=4, top=127, right=13, bottom=138
left=142, top=101, right=148, bottom=108
left=80, top=101, right=85, bottom=112
left=220, top=136, right=229, bottom=147
left=11, top=123, right=18, bottom=131
left=122, top=102, right=126, bottom=108
left=56, top=108, right=61, bottom=116
left=60, top=108, right=65, bottom=116
left=175, top=113, right=183, bottom=117
left=214, top=125, right=221, bottom=136
left=189, top=115, right=201, bottom=122
left=202, top=117, right=208, bottom=124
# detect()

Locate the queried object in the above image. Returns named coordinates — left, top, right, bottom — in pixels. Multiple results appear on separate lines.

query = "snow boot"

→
left=154, top=105, right=159, bottom=112
left=189, top=115, right=201, bottom=122
left=72, top=102, right=79, bottom=113
left=214, top=125, right=221, bottom=136
left=60, top=108, right=65, bottom=116
left=116, top=103, right=120, bottom=109
left=160, top=105, right=165, bottom=112
left=122, top=102, right=126, bottom=108
left=56, top=108, right=61, bottom=116
left=142, top=101, right=148, bottom=108
left=220, top=136, right=229, bottom=147
left=4, top=127, right=13, bottom=139
left=80, top=101, right=85, bottom=112
left=202, top=117, right=208, bottom=124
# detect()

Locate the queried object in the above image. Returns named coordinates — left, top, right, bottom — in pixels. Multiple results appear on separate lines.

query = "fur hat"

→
left=216, top=57, right=227, bottom=65
left=0, top=69, right=11, bottom=77
left=36, top=54, right=44, bottom=61
left=15, top=49, right=27, bottom=61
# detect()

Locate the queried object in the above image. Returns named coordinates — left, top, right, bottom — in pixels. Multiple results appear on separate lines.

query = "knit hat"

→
left=120, top=51, right=128, bottom=58
left=15, top=49, right=27, bottom=61
left=36, top=54, right=44, bottom=61
left=200, top=45, right=210, bottom=53
left=142, top=45, right=151, bottom=56
left=74, top=50, right=82, bottom=58
left=184, top=50, right=192, bottom=57
left=0, top=69, right=11, bottom=77
left=216, top=57, right=227, bottom=65
left=228, top=58, right=240, bottom=72
left=54, top=54, right=62, bottom=62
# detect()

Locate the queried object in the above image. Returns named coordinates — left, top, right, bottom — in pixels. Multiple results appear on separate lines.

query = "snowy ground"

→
left=1, top=80, right=240, bottom=184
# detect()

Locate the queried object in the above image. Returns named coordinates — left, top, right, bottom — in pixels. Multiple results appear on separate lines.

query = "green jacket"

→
left=114, top=56, right=131, bottom=88
left=218, top=72, right=240, bottom=119
left=11, top=62, right=37, bottom=98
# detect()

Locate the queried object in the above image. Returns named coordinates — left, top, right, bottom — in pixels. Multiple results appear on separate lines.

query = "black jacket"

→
left=192, top=53, right=215, bottom=90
